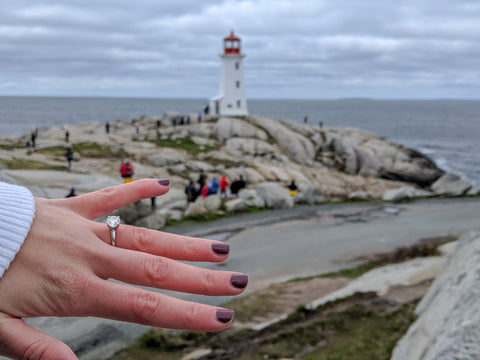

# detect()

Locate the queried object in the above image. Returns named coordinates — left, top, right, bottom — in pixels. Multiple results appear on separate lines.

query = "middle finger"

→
left=94, top=247, right=248, bottom=296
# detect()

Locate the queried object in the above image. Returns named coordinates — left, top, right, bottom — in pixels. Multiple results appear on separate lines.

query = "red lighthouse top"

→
left=223, top=31, right=241, bottom=54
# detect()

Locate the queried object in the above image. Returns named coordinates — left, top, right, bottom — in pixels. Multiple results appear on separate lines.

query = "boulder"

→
left=294, top=187, right=326, bottom=205
left=184, top=196, right=222, bottom=217
left=256, top=182, right=294, bottom=209
left=134, top=212, right=166, bottom=230
left=348, top=190, right=372, bottom=201
left=115, top=199, right=152, bottom=224
left=223, top=137, right=276, bottom=158
left=214, top=117, right=268, bottom=141
left=382, top=186, right=433, bottom=202
left=249, top=117, right=315, bottom=166
left=148, top=148, right=187, bottom=167
left=431, top=173, right=472, bottom=196
left=238, top=188, right=265, bottom=208
left=391, top=232, right=480, bottom=360
left=225, top=198, right=249, bottom=213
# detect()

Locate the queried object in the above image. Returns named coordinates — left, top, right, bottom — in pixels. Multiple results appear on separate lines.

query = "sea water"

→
left=0, top=96, right=478, bottom=184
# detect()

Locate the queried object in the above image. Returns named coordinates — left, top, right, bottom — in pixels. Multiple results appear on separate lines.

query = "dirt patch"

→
left=231, top=277, right=351, bottom=328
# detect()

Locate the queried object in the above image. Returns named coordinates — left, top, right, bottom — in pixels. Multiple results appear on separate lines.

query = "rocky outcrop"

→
left=392, top=231, right=480, bottom=360
left=1, top=113, right=469, bottom=228
left=431, top=173, right=472, bottom=196
left=256, top=182, right=294, bottom=209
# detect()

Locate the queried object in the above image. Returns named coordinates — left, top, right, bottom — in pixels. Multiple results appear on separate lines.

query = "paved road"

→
left=21, top=197, right=480, bottom=359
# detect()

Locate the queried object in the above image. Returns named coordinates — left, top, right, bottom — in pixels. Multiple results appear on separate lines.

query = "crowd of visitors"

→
left=184, top=172, right=246, bottom=203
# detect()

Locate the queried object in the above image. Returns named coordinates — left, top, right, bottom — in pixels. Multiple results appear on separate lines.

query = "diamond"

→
left=106, top=216, right=121, bottom=228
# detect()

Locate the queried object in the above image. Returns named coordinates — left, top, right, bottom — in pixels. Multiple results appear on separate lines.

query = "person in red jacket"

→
left=201, top=183, right=209, bottom=198
left=219, top=174, right=229, bottom=198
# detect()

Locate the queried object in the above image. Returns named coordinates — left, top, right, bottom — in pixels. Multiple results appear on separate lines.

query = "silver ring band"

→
left=106, top=216, right=121, bottom=246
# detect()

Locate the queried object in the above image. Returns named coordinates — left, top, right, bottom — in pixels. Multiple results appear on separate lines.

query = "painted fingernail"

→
left=158, top=179, right=170, bottom=186
left=231, top=274, right=248, bottom=289
left=216, top=309, right=234, bottom=323
left=212, top=243, right=230, bottom=255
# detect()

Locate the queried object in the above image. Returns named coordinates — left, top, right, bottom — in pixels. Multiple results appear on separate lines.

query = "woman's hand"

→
left=0, top=179, right=247, bottom=359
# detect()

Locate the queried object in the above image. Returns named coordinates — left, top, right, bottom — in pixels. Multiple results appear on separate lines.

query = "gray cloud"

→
left=1, top=0, right=480, bottom=99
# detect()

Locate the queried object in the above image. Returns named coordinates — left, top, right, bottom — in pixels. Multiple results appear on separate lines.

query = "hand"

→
left=0, top=179, right=247, bottom=359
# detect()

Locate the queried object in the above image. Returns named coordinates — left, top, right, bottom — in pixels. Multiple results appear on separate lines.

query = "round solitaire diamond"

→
left=106, top=216, right=121, bottom=228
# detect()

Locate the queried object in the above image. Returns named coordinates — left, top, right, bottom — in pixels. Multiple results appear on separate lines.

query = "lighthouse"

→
left=209, top=31, right=248, bottom=116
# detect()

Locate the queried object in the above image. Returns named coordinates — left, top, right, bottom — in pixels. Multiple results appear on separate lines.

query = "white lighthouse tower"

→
left=209, top=31, right=248, bottom=116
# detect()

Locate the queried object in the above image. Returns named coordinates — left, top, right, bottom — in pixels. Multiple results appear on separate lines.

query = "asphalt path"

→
left=20, top=197, right=480, bottom=359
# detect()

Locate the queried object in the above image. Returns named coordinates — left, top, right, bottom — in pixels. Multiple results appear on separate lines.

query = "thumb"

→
left=0, top=313, right=77, bottom=360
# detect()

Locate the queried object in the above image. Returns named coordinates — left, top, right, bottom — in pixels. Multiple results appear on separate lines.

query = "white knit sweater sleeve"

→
left=0, top=182, right=35, bottom=278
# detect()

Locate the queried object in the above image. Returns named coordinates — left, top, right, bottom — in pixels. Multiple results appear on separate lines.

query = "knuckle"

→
left=130, top=291, right=161, bottom=324
left=134, top=227, right=155, bottom=250
left=23, top=339, right=58, bottom=360
left=143, top=256, right=170, bottom=283
left=184, top=303, right=203, bottom=325
left=200, top=271, right=217, bottom=293
left=96, top=186, right=117, bottom=204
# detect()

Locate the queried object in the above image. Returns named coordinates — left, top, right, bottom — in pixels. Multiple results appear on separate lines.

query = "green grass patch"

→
left=0, top=158, right=66, bottom=170
left=35, top=142, right=130, bottom=159
left=73, top=142, right=130, bottom=158
left=153, top=137, right=213, bottom=153
left=298, top=303, right=416, bottom=360
left=165, top=206, right=268, bottom=227
left=0, top=141, right=26, bottom=150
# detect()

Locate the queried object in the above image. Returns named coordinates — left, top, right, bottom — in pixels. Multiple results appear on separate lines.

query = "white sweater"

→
left=0, top=182, right=35, bottom=277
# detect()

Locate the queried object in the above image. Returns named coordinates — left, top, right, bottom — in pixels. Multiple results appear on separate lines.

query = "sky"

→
left=1, top=0, right=480, bottom=100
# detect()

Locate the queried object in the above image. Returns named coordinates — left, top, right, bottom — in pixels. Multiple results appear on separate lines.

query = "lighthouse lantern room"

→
left=209, top=31, right=248, bottom=116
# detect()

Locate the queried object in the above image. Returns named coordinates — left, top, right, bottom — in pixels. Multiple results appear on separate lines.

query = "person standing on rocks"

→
left=197, top=170, right=207, bottom=190
left=65, top=147, right=74, bottom=172
left=105, top=121, right=110, bottom=134
left=219, top=174, right=229, bottom=198
left=120, top=160, right=134, bottom=183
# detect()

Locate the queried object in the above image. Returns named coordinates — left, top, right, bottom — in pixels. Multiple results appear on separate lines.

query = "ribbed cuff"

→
left=0, top=182, right=35, bottom=278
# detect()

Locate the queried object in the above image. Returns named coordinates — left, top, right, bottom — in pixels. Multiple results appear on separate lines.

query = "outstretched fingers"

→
left=64, top=178, right=170, bottom=219
left=94, top=247, right=248, bottom=295
left=87, top=280, right=235, bottom=332
left=0, top=313, right=77, bottom=360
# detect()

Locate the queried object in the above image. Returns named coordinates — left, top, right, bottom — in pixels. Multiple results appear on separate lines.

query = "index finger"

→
left=63, top=178, right=170, bottom=219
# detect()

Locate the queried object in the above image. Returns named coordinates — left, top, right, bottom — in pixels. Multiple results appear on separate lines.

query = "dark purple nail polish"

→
left=231, top=274, right=248, bottom=289
left=212, top=243, right=230, bottom=255
left=158, top=179, right=170, bottom=186
left=216, top=309, right=234, bottom=323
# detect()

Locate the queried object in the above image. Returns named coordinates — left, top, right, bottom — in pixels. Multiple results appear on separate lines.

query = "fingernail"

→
left=216, top=309, right=234, bottom=323
left=212, top=243, right=230, bottom=255
left=231, top=274, right=248, bottom=289
left=158, top=179, right=170, bottom=186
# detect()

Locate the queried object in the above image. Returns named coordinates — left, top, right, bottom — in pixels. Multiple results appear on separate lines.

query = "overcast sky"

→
left=1, top=0, right=480, bottom=99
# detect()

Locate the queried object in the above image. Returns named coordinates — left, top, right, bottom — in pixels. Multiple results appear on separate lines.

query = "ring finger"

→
left=93, top=222, right=231, bottom=262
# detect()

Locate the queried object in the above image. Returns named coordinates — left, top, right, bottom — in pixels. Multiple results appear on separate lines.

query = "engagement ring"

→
left=106, top=216, right=121, bottom=246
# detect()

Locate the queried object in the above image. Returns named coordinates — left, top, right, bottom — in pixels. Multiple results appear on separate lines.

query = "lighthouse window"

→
left=235, top=62, right=240, bottom=70
left=236, top=81, right=240, bottom=88
left=237, top=100, right=241, bottom=108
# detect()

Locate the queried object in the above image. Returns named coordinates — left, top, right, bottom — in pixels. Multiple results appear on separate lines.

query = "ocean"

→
left=0, top=96, right=479, bottom=184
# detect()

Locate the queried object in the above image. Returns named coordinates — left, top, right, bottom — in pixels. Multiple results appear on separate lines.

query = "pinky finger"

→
left=0, top=313, right=77, bottom=360
left=88, top=280, right=234, bottom=332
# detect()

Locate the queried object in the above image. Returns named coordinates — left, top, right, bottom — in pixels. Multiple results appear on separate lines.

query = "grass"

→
left=110, top=296, right=418, bottom=360
left=153, top=137, right=213, bottom=153
left=0, top=158, right=66, bottom=170
left=36, top=142, right=130, bottom=159
left=289, top=234, right=457, bottom=282
left=165, top=206, right=268, bottom=227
